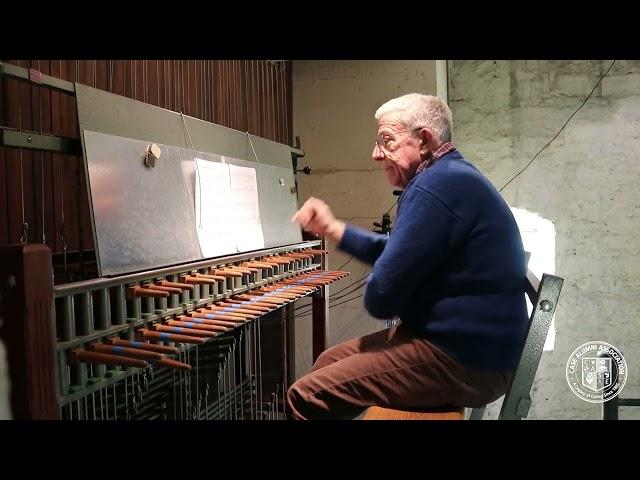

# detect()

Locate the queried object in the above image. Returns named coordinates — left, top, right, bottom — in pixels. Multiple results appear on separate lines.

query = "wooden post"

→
left=0, top=244, right=59, bottom=419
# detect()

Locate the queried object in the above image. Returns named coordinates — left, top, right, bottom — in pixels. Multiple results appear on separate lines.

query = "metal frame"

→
left=602, top=397, right=640, bottom=420
left=470, top=269, right=564, bottom=420
left=0, top=61, right=81, bottom=156
left=0, top=61, right=75, bottom=93
left=0, top=241, right=333, bottom=418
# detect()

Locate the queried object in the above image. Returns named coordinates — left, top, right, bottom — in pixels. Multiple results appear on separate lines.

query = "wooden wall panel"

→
left=0, top=60, right=292, bottom=258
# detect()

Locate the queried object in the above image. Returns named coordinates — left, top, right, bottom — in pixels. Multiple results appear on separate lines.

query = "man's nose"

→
left=372, top=143, right=385, bottom=162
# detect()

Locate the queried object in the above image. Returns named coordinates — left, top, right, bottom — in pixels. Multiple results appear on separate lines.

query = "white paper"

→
left=511, top=207, right=556, bottom=351
left=229, top=164, right=265, bottom=251
left=195, top=158, right=237, bottom=257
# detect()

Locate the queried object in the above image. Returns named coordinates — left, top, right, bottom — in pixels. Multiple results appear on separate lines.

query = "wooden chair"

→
left=362, top=268, right=563, bottom=420
left=602, top=393, right=640, bottom=419
left=362, top=405, right=464, bottom=420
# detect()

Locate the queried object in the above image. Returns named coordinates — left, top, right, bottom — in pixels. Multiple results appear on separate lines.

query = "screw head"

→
left=540, top=300, right=553, bottom=312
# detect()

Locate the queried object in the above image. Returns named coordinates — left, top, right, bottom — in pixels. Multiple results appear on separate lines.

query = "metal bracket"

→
left=0, top=61, right=75, bottom=94
left=1, top=129, right=81, bottom=155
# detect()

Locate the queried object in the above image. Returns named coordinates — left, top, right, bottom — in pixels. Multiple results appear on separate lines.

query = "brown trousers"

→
left=286, top=324, right=512, bottom=420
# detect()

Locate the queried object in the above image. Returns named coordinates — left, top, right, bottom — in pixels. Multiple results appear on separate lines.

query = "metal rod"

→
left=272, top=392, right=276, bottom=420
left=131, top=372, right=137, bottom=417
left=217, top=366, right=221, bottom=419
left=59, top=296, right=75, bottom=341
left=105, top=386, right=109, bottom=420
left=187, top=348, right=192, bottom=419
left=203, top=382, right=209, bottom=420
left=113, top=383, right=117, bottom=420
left=111, top=285, right=126, bottom=325
left=257, top=317, right=263, bottom=419
left=239, top=331, right=244, bottom=420
left=232, top=341, right=237, bottom=419
left=100, top=387, right=104, bottom=420
left=178, top=350, right=183, bottom=419
left=76, top=292, right=93, bottom=336
left=222, top=357, right=228, bottom=419
left=252, top=322, right=258, bottom=419
left=247, top=323, right=254, bottom=418
left=172, top=368, right=176, bottom=420
left=226, top=353, right=231, bottom=419
left=95, top=288, right=110, bottom=330
left=196, top=346, right=200, bottom=419
left=129, top=374, right=135, bottom=418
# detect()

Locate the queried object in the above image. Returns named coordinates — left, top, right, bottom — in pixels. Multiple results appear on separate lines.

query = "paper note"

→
left=194, top=158, right=237, bottom=257
left=229, top=164, right=265, bottom=251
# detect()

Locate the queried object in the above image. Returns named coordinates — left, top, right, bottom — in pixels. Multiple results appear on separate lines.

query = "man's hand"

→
left=291, top=197, right=346, bottom=245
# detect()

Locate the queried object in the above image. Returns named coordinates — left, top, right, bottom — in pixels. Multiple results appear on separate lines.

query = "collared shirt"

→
left=415, top=141, right=456, bottom=176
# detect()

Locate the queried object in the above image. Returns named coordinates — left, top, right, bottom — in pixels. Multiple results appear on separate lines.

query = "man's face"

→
left=372, top=114, right=424, bottom=188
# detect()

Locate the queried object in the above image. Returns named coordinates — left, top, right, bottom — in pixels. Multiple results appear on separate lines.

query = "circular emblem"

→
left=566, top=341, right=627, bottom=403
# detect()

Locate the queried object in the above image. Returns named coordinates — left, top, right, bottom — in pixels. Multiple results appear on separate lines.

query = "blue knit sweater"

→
left=338, top=151, right=528, bottom=370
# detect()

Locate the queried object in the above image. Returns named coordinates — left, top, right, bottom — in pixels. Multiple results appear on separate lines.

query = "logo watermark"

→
left=566, top=341, right=627, bottom=403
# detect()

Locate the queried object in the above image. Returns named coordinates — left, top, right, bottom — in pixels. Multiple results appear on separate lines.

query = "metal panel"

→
left=75, top=83, right=302, bottom=277
left=82, top=131, right=202, bottom=276
left=75, top=83, right=293, bottom=169
left=82, top=130, right=302, bottom=276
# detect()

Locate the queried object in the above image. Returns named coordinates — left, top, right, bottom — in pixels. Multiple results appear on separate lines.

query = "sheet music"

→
left=194, top=158, right=237, bottom=257
left=229, top=164, right=265, bottom=251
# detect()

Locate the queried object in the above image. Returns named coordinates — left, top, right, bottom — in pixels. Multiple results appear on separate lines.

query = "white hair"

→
left=374, top=93, right=452, bottom=144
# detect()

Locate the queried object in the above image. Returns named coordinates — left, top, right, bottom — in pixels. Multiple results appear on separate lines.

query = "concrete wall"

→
left=292, top=61, right=438, bottom=377
left=449, top=60, right=640, bottom=419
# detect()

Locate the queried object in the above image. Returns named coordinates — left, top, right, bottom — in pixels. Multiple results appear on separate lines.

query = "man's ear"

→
left=419, top=127, right=433, bottom=145
left=419, top=128, right=434, bottom=151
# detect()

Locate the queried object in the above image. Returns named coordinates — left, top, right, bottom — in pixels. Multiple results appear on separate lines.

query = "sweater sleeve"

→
left=364, top=186, right=466, bottom=319
left=337, top=224, right=389, bottom=266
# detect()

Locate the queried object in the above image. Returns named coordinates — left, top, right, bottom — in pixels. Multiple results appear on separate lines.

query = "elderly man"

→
left=287, top=93, right=528, bottom=420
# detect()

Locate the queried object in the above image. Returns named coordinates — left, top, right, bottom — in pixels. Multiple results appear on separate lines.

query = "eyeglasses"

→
left=375, top=128, right=421, bottom=152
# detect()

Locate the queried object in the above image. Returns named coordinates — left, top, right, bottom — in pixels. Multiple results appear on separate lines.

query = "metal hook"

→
left=20, top=222, right=29, bottom=245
